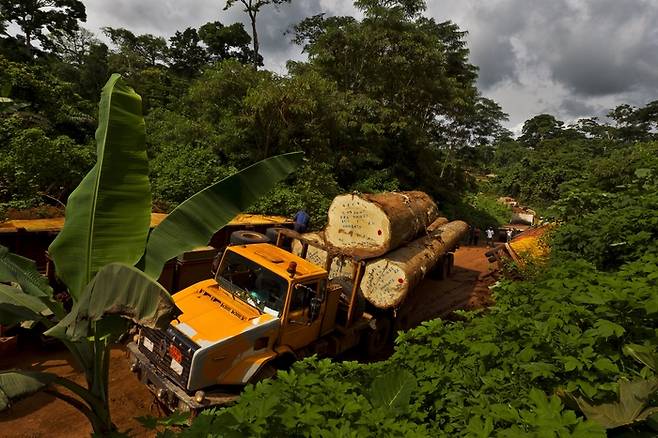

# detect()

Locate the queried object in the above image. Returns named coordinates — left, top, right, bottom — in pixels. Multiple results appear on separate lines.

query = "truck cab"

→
left=128, top=243, right=345, bottom=411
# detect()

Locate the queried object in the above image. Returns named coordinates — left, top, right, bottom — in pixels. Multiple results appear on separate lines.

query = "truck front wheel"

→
left=249, top=363, right=277, bottom=384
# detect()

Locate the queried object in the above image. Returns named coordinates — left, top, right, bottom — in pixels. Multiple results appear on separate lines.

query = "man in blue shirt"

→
left=294, top=209, right=310, bottom=233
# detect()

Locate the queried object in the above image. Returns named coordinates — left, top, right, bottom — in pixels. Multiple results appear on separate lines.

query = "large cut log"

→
left=360, top=220, right=469, bottom=309
left=324, top=191, right=440, bottom=258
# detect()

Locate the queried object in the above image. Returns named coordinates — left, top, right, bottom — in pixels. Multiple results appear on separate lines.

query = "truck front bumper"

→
left=127, top=342, right=238, bottom=413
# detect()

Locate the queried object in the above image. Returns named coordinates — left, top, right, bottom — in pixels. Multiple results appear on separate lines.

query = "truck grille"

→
left=138, top=326, right=198, bottom=391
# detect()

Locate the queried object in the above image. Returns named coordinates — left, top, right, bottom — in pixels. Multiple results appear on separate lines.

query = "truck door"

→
left=279, top=280, right=325, bottom=350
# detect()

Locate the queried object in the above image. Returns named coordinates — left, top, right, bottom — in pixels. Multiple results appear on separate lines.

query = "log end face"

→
left=361, top=259, right=408, bottom=309
left=325, top=194, right=391, bottom=252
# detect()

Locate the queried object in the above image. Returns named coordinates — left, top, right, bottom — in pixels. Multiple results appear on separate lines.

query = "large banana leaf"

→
left=0, top=371, right=58, bottom=411
left=45, top=263, right=180, bottom=341
left=0, top=284, right=50, bottom=326
left=48, top=74, right=151, bottom=299
left=0, top=245, right=52, bottom=298
left=141, top=152, right=304, bottom=279
left=0, top=245, right=63, bottom=319
left=0, top=371, right=103, bottom=417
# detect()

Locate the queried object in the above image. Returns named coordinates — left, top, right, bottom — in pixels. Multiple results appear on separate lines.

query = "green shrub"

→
left=442, top=192, right=511, bottom=229
left=552, top=183, right=658, bottom=270
left=0, top=124, right=93, bottom=205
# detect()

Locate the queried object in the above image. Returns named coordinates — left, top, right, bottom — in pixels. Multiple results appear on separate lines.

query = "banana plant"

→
left=0, top=74, right=303, bottom=435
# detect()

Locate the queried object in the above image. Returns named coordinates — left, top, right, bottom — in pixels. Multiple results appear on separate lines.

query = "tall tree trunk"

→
left=250, top=10, right=259, bottom=69
left=22, top=21, right=32, bottom=58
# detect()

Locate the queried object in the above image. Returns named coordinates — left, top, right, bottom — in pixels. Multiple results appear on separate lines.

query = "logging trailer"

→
left=127, top=226, right=465, bottom=413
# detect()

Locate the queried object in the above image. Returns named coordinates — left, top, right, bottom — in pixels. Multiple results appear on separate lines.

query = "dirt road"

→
left=0, top=347, right=157, bottom=438
left=395, top=245, right=495, bottom=331
left=0, top=245, right=494, bottom=437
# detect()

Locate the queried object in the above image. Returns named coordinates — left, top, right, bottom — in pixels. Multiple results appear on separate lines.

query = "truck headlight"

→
left=194, top=390, right=205, bottom=403
left=157, top=388, right=168, bottom=402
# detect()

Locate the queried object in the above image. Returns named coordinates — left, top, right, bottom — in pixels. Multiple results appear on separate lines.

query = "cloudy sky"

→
left=79, top=0, right=658, bottom=131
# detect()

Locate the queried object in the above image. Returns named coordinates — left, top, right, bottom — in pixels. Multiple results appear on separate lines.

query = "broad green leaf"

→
left=574, top=378, right=658, bottom=429
left=49, top=74, right=151, bottom=299
left=45, top=263, right=180, bottom=341
left=0, top=284, right=49, bottom=325
left=593, top=358, right=619, bottom=374
left=0, top=245, right=52, bottom=298
left=593, top=319, right=625, bottom=338
left=141, top=152, right=304, bottom=279
left=623, top=344, right=658, bottom=371
left=646, top=295, right=658, bottom=314
left=635, top=168, right=651, bottom=179
left=369, top=368, right=417, bottom=414
left=0, top=371, right=59, bottom=411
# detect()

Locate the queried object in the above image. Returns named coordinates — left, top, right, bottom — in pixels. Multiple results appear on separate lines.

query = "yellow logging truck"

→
left=128, top=224, right=466, bottom=412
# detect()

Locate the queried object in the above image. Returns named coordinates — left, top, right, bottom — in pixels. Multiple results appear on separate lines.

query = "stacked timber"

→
left=324, top=191, right=440, bottom=258
left=292, top=191, right=468, bottom=310
left=360, top=220, right=469, bottom=308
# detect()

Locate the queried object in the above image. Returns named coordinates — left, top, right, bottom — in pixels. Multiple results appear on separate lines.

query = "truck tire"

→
left=249, top=363, right=277, bottom=384
left=364, top=315, right=392, bottom=357
left=266, top=227, right=291, bottom=249
left=230, top=230, right=270, bottom=245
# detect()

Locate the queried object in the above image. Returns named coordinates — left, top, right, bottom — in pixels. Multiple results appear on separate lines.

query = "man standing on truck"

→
left=294, top=209, right=310, bottom=233
left=486, top=227, right=495, bottom=247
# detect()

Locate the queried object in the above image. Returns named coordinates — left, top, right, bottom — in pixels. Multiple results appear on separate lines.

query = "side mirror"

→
left=309, top=297, right=321, bottom=321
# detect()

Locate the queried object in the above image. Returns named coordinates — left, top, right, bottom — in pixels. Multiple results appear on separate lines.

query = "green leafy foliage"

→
left=552, top=185, right=658, bottom=270
left=441, top=192, right=511, bottom=230
left=572, top=379, right=658, bottom=429
left=145, top=108, right=237, bottom=207
left=248, top=163, right=340, bottom=229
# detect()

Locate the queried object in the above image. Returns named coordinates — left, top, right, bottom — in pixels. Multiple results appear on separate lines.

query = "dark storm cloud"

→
left=544, top=0, right=658, bottom=97
left=450, top=0, right=658, bottom=97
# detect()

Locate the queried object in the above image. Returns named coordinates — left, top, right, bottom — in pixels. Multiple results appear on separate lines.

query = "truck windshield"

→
left=216, top=251, right=288, bottom=317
